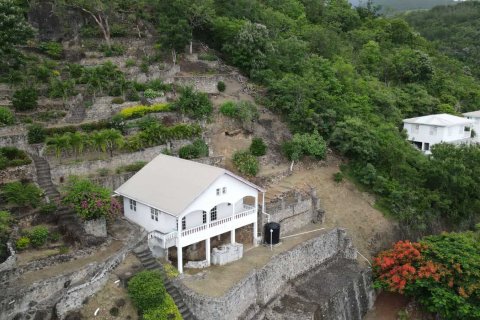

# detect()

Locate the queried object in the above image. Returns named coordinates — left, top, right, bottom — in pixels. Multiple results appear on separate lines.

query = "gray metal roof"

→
left=115, top=154, right=264, bottom=217
left=403, top=113, right=473, bottom=127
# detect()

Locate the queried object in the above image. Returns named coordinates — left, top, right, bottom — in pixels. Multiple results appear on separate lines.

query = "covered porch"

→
left=148, top=196, right=259, bottom=273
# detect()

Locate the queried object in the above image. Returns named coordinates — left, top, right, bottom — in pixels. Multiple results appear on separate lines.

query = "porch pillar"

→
left=231, top=228, right=236, bottom=243
left=206, top=238, right=211, bottom=265
left=253, top=221, right=258, bottom=247
left=177, top=246, right=183, bottom=274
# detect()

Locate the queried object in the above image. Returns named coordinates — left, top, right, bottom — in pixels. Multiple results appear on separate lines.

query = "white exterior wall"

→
left=180, top=174, right=258, bottom=218
left=465, top=116, right=480, bottom=142
left=123, top=197, right=176, bottom=233
left=404, top=123, right=471, bottom=152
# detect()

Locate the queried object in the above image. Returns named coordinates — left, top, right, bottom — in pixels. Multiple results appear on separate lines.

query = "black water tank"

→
left=264, top=222, right=280, bottom=244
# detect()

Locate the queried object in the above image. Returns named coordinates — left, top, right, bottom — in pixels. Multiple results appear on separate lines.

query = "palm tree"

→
left=67, top=131, right=86, bottom=159
left=90, top=130, right=108, bottom=154
left=46, top=134, right=71, bottom=159
left=100, top=129, right=124, bottom=157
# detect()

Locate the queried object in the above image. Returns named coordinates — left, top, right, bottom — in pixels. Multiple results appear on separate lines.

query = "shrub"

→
left=126, top=88, right=140, bottom=101
left=163, top=263, right=180, bottom=279
left=16, top=236, right=30, bottom=250
left=249, top=137, right=267, bottom=156
left=125, top=59, right=136, bottom=67
left=109, top=307, right=119, bottom=317
left=0, top=147, right=31, bottom=169
left=27, top=123, right=46, bottom=143
left=198, top=52, right=218, bottom=61
left=144, top=88, right=163, bottom=99
left=101, top=43, right=125, bottom=57
left=175, top=86, right=213, bottom=119
left=49, top=78, right=76, bottom=100
left=111, top=97, right=125, bottom=104
left=119, top=103, right=170, bottom=119
left=333, top=172, right=344, bottom=183
left=128, top=270, right=167, bottom=313
left=116, top=161, right=147, bottom=174
left=62, top=177, right=121, bottom=220
left=39, top=41, right=63, bottom=59
left=39, top=203, right=57, bottom=215
left=142, top=294, right=182, bottom=320
left=2, top=182, right=42, bottom=208
left=179, top=139, right=209, bottom=159
left=232, top=150, right=259, bottom=176
left=220, top=100, right=258, bottom=130
left=0, top=211, right=12, bottom=236
left=0, top=107, right=14, bottom=125
left=140, top=61, right=149, bottom=73
left=28, top=226, right=50, bottom=247
left=217, top=80, right=226, bottom=92
left=67, top=63, right=84, bottom=79
left=146, top=79, right=172, bottom=92
left=12, top=88, right=38, bottom=111
left=282, top=131, right=327, bottom=161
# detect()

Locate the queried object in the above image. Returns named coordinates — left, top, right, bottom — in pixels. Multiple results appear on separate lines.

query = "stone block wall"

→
left=262, top=189, right=324, bottom=237
left=174, top=228, right=357, bottom=320
left=0, top=163, right=36, bottom=184
left=173, top=75, right=226, bottom=94
left=83, top=218, right=107, bottom=238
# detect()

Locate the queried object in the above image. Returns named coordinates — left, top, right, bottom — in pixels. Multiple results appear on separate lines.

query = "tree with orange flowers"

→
left=373, top=230, right=480, bottom=320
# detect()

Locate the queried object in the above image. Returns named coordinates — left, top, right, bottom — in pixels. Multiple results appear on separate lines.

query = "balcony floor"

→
left=181, top=223, right=331, bottom=297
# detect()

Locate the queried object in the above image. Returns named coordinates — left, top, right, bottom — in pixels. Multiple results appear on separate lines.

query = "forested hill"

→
left=2, top=0, right=480, bottom=239
left=351, top=0, right=457, bottom=13
left=404, top=1, right=480, bottom=79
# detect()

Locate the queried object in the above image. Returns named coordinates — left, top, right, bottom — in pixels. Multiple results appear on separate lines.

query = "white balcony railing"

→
left=148, top=230, right=177, bottom=249
left=150, top=205, right=256, bottom=248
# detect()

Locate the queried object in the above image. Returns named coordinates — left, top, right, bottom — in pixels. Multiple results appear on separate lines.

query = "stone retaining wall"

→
left=0, top=243, right=16, bottom=273
left=173, top=75, right=226, bottom=94
left=174, top=228, right=356, bottom=320
left=0, top=163, right=36, bottom=184
left=262, top=189, right=324, bottom=236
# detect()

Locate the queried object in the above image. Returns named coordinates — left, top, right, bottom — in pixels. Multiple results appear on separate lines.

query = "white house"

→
left=115, top=154, right=265, bottom=273
left=402, top=113, right=474, bottom=154
left=463, top=110, right=480, bottom=142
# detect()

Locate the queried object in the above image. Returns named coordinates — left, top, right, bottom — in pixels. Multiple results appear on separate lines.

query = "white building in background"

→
left=115, top=154, right=264, bottom=273
left=463, top=110, right=480, bottom=142
left=402, top=113, right=474, bottom=154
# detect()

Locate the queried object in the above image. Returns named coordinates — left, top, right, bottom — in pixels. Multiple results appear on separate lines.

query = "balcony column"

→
left=254, top=195, right=259, bottom=246
left=177, top=245, right=183, bottom=274
left=231, top=202, right=235, bottom=243
left=206, top=237, right=211, bottom=266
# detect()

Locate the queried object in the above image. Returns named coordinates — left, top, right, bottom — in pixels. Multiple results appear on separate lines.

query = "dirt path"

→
left=266, top=157, right=397, bottom=261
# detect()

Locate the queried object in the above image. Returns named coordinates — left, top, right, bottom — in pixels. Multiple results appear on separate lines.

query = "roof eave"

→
left=113, top=190, right=180, bottom=218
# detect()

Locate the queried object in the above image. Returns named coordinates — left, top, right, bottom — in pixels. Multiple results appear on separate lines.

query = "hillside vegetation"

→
left=2, top=0, right=480, bottom=239
left=405, top=1, right=480, bottom=79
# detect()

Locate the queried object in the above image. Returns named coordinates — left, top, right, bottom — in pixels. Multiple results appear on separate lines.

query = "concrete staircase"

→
left=30, top=153, right=60, bottom=202
left=135, top=248, right=196, bottom=320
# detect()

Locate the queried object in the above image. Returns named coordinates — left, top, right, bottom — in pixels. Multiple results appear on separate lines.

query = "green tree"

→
left=232, top=150, right=260, bottom=177
left=0, top=0, right=34, bottom=71
left=175, top=86, right=213, bottom=119
left=283, top=130, right=327, bottom=162
left=12, top=88, right=38, bottom=111
left=46, top=134, right=71, bottom=158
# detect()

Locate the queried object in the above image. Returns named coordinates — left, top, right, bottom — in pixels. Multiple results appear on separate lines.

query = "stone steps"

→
left=29, top=153, right=60, bottom=203
left=134, top=249, right=196, bottom=320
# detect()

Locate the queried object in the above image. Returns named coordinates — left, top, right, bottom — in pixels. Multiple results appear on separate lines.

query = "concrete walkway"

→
left=182, top=224, right=329, bottom=297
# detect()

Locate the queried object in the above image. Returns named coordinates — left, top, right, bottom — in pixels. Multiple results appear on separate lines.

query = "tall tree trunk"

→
left=172, top=49, right=177, bottom=65
left=189, top=41, right=193, bottom=55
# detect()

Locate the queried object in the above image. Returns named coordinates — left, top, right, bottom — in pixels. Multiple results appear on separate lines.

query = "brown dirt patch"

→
left=80, top=254, right=142, bottom=320
left=266, top=156, right=398, bottom=261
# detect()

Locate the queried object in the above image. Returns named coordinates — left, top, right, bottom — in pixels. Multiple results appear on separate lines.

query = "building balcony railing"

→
left=148, top=230, right=177, bottom=249
left=149, top=205, right=256, bottom=248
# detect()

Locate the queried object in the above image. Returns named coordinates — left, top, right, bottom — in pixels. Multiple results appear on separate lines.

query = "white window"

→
left=202, top=211, right=207, bottom=224
left=129, top=199, right=136, bottom=212
left=210, top=206, right=217, bottom=221
left=182, top=217, right=186, bottom=230
left=424, top=143, right=430, bottom=151
left=430, top=126, right=437, bottom=135
left=222, top=187, right=227, bottom=194
left=216, top=188, right=220, bottom=196
left=150, top=208, right=159, bottom=221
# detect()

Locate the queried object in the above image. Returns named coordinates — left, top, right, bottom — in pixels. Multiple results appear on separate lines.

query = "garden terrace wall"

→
left=174, top=228, right=357, bottom=320
left=49, top=143, right=190, bottom=184
left=173, top=75, right=227, bottom=94
left=0, top=163, right=35, bottom=184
